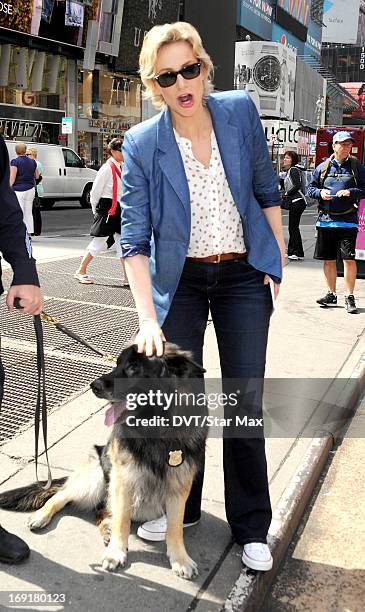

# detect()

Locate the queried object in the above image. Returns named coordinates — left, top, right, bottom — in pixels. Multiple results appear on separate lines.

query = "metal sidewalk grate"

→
left=0, top=254, right=139, bottom=444
left=0, top=347, right=112, bottom=444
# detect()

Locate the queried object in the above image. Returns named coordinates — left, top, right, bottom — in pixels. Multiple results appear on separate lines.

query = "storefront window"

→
left=77, top=67, right=142, bottom=168
left=0, top=45, right=67, bottom=143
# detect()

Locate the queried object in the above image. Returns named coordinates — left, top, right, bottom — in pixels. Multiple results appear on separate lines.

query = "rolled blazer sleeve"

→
left=120, top=131, right=152, bottom=258
left=248, top=98, right=281, bottom=208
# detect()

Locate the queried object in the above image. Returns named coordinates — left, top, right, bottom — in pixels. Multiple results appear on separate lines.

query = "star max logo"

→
left=324, top=0, right=334, bottom=13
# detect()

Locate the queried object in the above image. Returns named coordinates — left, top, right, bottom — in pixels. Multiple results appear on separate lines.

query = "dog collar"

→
left=167, top=449, right=184, bottom=467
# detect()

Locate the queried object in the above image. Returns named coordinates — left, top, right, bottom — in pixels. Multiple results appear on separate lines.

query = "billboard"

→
left=0, top=0, right=105, bottom=48
left=261, top=119, right=301, bottom=150
left=271, top=22, right=304, bottom=55
left=0, top=0, right=119, bottom=53
left=234, top=41, right=297, bottom=119
left=184, top=0, right=237, bottom=91
left=322, top=0, right=361, bottom=44
left=116, top=0, right=180, bottom=72
left=305, top=12, right=322, bottom=58
left=276, top=0, right=311, bottom=27
left=236, top=0, right=275, bottom=40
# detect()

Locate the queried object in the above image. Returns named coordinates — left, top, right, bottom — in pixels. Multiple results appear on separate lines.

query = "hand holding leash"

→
left=6, top=285, right=43, bottom=315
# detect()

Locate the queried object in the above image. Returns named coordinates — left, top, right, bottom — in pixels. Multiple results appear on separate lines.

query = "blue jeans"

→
left=162, top=257, right=273, bottom=544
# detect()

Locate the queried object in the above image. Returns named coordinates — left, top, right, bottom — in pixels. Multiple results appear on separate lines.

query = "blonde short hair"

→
left=15, top=142, right=27, bottom=155
left=26, top=147, right=38, bottom=158
left=139, top=22, right=214, bottom=110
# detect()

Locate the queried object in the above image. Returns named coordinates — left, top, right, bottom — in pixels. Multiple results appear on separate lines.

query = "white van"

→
left=5, top=141, right=97, bottom=209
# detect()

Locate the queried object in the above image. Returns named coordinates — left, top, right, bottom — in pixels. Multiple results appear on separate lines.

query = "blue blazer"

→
left=121, top=90, right=282, bottom=325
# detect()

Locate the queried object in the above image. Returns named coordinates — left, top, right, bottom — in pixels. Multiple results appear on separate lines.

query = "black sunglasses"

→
left=154, top=62, right=202, bottom=88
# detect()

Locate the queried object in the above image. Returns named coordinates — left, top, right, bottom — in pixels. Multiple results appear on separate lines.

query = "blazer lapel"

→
left=207, top=96, right=242, bottom=206
left=157, top=110, right=190, bottom=217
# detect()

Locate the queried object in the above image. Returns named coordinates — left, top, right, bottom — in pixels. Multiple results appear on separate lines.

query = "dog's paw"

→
left=170, top=555, right=198, bottom=580
left=102, top=545, right=127, bottom=572
left=28, top=510, right=51, bottom=531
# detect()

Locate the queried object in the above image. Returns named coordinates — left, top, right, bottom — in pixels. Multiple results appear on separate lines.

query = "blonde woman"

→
left=26, top=147, right=44, bottom=198
left=121, top=23, right=285, bottom=572
left=10, top=143, right=39, bottom=235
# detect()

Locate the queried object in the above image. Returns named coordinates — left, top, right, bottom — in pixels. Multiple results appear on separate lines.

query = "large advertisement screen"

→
left=236, top=0, right=275, bottom=40
left=0, top=0, right=104, bottom=48
left=322, top=0, right=360, bottom=44
left=234, top=41, right=297, bottom=120
left=276, top=0, right=311, bottom=26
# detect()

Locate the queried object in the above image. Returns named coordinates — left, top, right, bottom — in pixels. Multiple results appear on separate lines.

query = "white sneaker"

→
left=287, top=254, right=302, bottom=261
left=137, top=514, right=200, bottom=542
left=242, top=542, right=273, bottom=571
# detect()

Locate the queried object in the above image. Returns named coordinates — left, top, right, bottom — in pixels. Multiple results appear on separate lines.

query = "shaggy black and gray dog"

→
left=0, top=343, right=208, bottom=579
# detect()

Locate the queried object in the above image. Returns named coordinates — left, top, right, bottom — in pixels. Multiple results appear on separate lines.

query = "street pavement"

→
left=264, top=396, right=365, bottom=612
left=0, top=219, right=364, bottom=611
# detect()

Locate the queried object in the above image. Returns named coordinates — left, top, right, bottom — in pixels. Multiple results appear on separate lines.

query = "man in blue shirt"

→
left=308, top=131, right=365, bottom=313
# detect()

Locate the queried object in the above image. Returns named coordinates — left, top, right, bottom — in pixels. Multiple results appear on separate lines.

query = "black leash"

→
left=13, top=300, right=116, bottom=490
left=14, top=298, right=52, bottom=489
left=39, top=311, right=116, bottom=364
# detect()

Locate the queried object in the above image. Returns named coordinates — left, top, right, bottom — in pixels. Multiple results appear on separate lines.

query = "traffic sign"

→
left=61, top=117, right=73, bottom=134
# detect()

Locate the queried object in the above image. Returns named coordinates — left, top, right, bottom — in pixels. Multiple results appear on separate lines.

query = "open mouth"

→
left=177, top=94, right=194, bottom=108
left=104, top=400, right=129, bottom=427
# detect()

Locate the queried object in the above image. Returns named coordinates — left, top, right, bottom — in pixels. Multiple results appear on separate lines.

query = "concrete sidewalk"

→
left=1, top=233, right=365, bottom=611
left=264, top=397, right=365, bottom=612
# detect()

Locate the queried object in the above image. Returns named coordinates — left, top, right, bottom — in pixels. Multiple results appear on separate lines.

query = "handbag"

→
left=90, top=198, right=120, bottom=237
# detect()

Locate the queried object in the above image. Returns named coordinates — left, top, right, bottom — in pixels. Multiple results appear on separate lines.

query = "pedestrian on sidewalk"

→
left=26, top=147, right=43, bottom=237
left=121, top=22, right=285, bottom=572
left=0, top=135, right=43, bottom=564
left=308, top=131, right=365, bottom=313
left=281, top=150, right=306, bottom=260
left=9, top=142, right=39, bottom=236
left=74, top=138, right=128, bottom=286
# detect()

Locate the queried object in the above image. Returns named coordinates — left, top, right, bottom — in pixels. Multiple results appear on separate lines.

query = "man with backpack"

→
left=308, top=131, right=365, bottom=314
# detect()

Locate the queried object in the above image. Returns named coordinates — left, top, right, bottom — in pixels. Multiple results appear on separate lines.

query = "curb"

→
left=224, top=351, right=365, bottom=612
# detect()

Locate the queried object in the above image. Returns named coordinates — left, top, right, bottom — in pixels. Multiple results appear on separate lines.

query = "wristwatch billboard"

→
left=252, top=44, right=282, bottom=113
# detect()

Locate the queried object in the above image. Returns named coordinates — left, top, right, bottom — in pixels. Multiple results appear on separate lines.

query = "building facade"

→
left=0, top=0, right=125, bottom=165
left=0, top=0, right=182, bottom=167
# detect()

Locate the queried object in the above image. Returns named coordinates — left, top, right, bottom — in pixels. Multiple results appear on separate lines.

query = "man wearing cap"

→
left=308, top=131, right=365, bottom=313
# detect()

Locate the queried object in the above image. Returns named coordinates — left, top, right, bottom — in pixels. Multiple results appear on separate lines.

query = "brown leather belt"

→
left=186, top=252, right=246, bottom=264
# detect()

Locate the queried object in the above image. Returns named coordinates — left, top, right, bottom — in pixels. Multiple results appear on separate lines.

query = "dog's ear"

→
left=164, top=353, right=206, bottom=378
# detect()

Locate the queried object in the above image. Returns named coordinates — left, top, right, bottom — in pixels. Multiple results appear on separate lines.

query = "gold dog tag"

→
left=168, top=450, right=183, bottom=467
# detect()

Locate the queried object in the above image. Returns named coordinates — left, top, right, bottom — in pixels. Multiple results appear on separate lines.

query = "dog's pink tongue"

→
left=104, top=402, right=126, bottom=426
